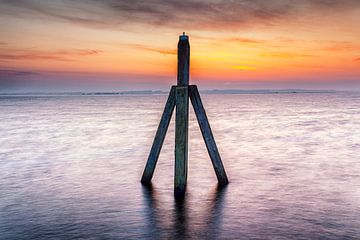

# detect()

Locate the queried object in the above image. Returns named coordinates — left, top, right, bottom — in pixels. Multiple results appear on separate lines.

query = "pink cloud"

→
left=0, top=49, right=102, bottom=62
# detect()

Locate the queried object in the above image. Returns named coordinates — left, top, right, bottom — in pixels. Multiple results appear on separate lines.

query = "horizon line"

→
left=0, top=89, right=352, bottom=96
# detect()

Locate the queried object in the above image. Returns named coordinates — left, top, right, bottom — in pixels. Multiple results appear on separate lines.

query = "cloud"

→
left=1, top=0, right=359, bottom=30
left=126, top=44, right=176, bottom=55
left=0, top=49, right=101, bottom=62
left=230, top=65, right=256, bottom=70
left=260, top=51, right=314, bottom=58
left=226, top=38, right=266, bottom=44
left=0, top=69, right=39, bottom=88
left=323, top=42, right=360, bottom=52
left=0, top=69, right=38, bottom=77
left=355, top=57, right=360, bottom=61
left=289, top=64, right=326, bottom=69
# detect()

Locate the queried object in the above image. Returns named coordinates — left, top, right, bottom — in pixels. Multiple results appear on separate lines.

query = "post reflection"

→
left=141, top=184, right=228, bottom=239
left=173, top=196, right=189, bottom=239
left=201, top=184, right=228, bottom=238
left=141, top=183, right=162, bottom=239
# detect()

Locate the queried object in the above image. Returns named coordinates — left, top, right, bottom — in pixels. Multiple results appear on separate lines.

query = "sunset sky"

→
left=0, top=0, right=359, bottom=91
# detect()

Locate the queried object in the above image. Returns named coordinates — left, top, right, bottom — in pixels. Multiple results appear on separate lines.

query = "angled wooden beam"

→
left=141, top=86, right=176, bottom=184
left=174, top=86, right=189, bottom=198
left=189, top=85, right=229, bottom=186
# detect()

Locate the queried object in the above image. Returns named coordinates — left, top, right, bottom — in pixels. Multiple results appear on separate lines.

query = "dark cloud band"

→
left=1, top=0, right=359, bottom=30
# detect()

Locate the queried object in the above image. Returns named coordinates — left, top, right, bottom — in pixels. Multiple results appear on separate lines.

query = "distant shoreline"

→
left=0, top=89, right=346, bottom=96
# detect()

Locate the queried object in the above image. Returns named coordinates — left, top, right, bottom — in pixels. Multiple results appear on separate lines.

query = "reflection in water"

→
left=142, top=184, right=228, bottom=239
left=202, top=185, right=227, bottom=238
left=142, top=184, right=162, bottom=239
left=173, top=197, right=188, bottom=239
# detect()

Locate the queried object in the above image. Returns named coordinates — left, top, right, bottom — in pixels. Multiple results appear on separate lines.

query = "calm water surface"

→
left=1, top=93, right=360, bottom=239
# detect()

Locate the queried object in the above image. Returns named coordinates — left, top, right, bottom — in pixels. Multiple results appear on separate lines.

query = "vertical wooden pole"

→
left=175, top=86, right=189, bottom=197
left=189, top=85, right=229, bottom=186
left=174, top=33, right=190, bottom=198
left=177, top=33, right=190, bottom=86
left=141, top=86, right=176, bottom=184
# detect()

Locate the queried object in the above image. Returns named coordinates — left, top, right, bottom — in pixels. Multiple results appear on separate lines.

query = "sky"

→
left=0, top=0, right=359, bottom=92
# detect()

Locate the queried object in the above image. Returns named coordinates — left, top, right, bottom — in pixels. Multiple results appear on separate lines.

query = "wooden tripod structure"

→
left=141, top=33, right=228, bottom=198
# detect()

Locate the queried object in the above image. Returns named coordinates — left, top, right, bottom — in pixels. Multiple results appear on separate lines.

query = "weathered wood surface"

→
left=174, top=86, right=189, bottom=197
left=189, top=85, right=229, bottom=186
left=141, top=86, right=176, bottom=184
left=177, top=34, right=190, bottom=86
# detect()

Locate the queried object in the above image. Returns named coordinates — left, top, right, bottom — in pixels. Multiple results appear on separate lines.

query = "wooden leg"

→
left=174, top=86, right=189, bottom=198
left=189, top=85, right=229, bottom=186
left=141, top=86, right=176, bottom=184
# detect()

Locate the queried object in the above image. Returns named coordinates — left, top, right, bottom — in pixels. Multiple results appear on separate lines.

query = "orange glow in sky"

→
left=0, top=1, right=359, bottom=91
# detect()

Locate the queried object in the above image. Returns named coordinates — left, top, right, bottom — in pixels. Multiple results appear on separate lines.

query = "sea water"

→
left=0, top=92, right=359, bottom=239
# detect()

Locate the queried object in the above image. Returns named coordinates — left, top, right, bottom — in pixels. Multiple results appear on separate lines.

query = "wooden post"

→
left=175, top=86, right=189, bottom=197
left=189, top=85, right=229, bottom=186
left=141, top=86, right=176, bottom=184
left=177, top=33, right=190, bottom=86
left=141, top=33, right=228, bottom=197
left=174, top=33, right=190, bottom=198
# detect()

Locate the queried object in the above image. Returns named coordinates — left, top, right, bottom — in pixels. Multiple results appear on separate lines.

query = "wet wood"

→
left=189, top=85, right=229, bottom=186
left=141, top=86, right=176, bottom=184
left=174, top=86, right=189, bottom=198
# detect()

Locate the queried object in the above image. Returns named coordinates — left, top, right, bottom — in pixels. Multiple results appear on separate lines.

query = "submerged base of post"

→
left=141, top=85, right=228, bottom=198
